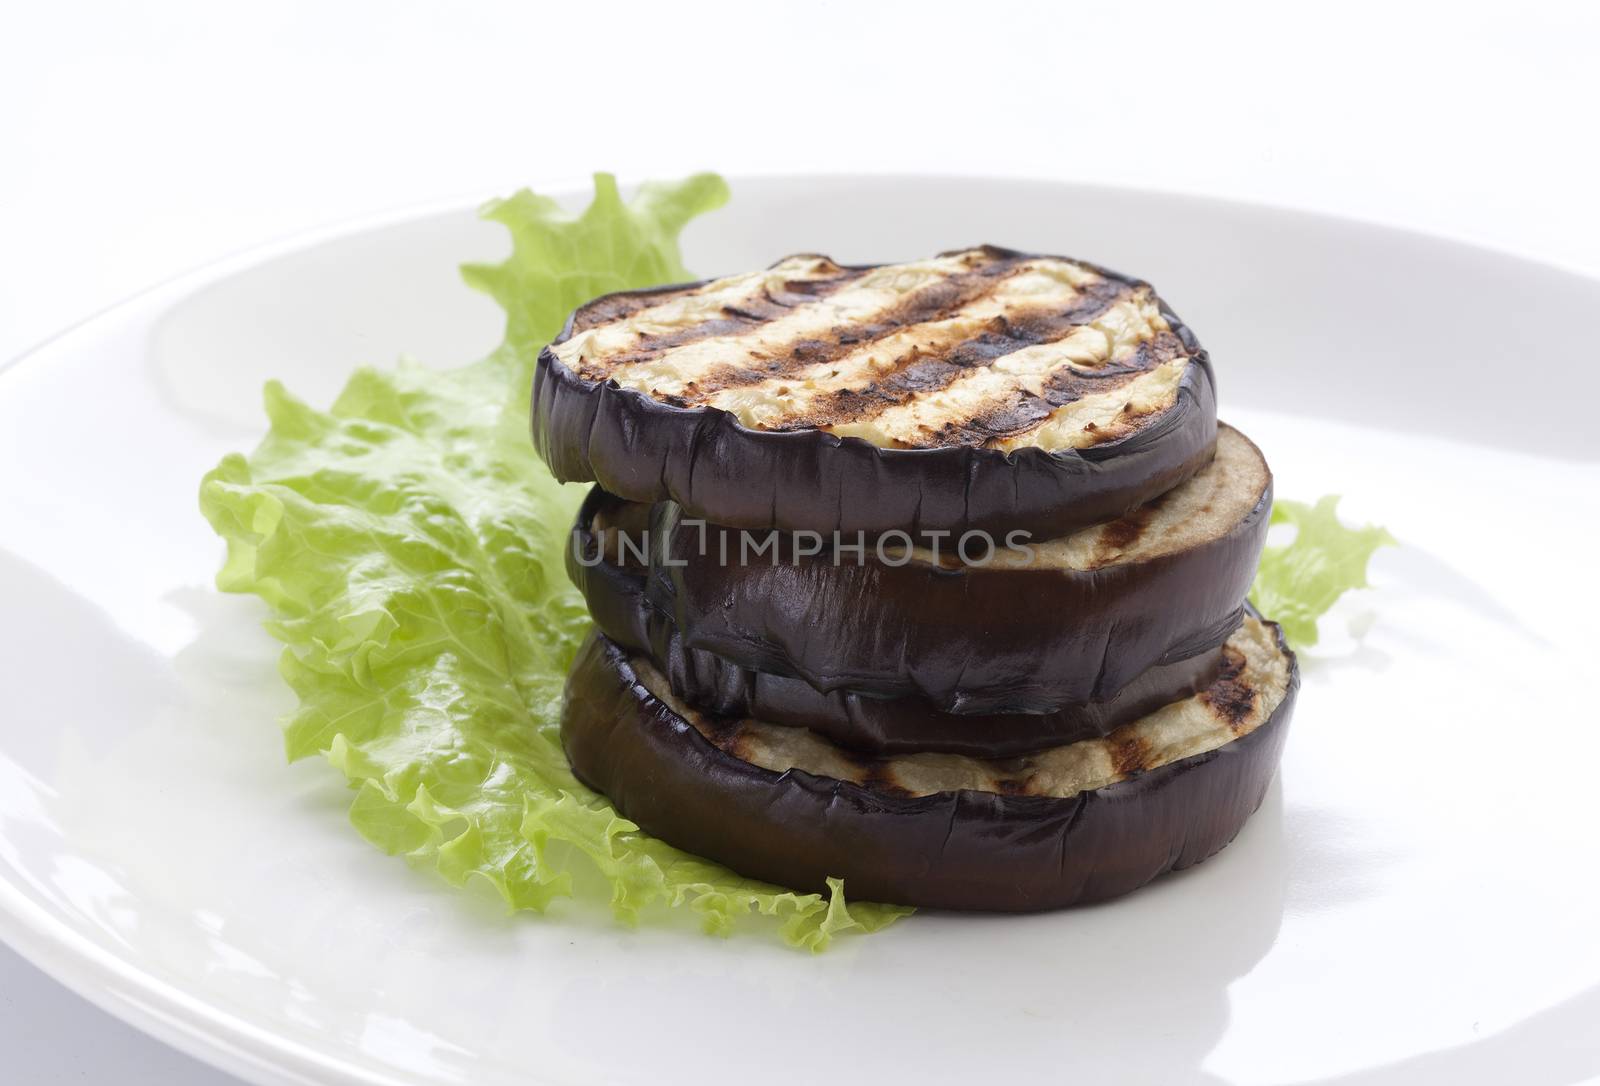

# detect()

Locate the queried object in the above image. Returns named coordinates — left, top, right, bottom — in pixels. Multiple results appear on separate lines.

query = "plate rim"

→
left=7, top=167, right=1599, bottom=385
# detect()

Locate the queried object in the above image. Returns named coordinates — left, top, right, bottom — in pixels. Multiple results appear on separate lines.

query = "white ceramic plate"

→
left=2, top=176, right=1598, bottom=1086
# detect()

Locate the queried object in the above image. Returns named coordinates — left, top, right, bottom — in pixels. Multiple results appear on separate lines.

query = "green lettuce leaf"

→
left=1250, top=495, right=1396, bottom=648
left=200, top=172, right=910, bottom=949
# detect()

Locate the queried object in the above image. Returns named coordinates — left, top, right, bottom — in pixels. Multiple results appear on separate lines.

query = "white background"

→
left=3, top=1, right=1597, bottom=1081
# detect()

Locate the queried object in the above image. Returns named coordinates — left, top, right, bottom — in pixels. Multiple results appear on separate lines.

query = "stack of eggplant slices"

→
left=538, top=245, right=1300, bottom=911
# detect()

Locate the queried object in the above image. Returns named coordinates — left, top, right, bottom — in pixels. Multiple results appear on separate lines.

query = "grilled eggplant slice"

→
left=534, top=246, right=1218, bottom=538
left=561, top=614, right=1298, bottom=911
left=568, top=488, right=1226, bottom=756
left=637, top=424, right=1270, bottom=714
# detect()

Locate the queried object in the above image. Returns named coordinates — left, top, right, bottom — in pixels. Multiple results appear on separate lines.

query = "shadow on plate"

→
left=1285, top=983, right=1600, bottom=1086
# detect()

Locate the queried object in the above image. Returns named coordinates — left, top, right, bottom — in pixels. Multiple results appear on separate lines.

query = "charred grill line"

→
left=582, top=267, right=873, bottom=373
left=857, top=760, right=916, bottom=798
left=1200, top=646, right=1258, bottom=732
left=767, top=279, right=1140, bottom=439
left=573, top=249, right=1022, bottom=385
left=1107, top=731, right=1154, bottom=778
left=1088, top=497, right=1161, bottom=565
left=644, top=249, right=1041, bottom=399
left=1042, top=329, right=1186, bottom=403
left=697, top=712, right=747, bottom=754
left=570, top=283, right=704, bottom=334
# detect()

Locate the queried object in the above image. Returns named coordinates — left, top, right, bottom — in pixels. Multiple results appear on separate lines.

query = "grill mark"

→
left=932, top=368, right=1151, bottom=452
left=695, top=714, right=748, bottom=756
left=856, top=353, right=1163, bottom=450
left=1041, top=331, right=1183, bottom=405
left=906, top=392, right=1057, bottom=448
left=906, top=364, right=1152, bottom=449
left=1200, top=647, right=1257, bottom=734
left=571, top=284, right=704, bottom=334
left=856, top=760, right=915, bottom=798
left=764, top=280, right=1135, bottom=435
left=978, top=341, right=1187, bottom=452
left=582, top=269, right=872, bottom=373
left=663, top=250, right=1033, bottom=399
left=1107, top=731, right=1153, bottom=777
left=697, top=716, right=919, bottom=796
left=1086, top=491, right=1165, bottom=566
left=787, top=293, right=1188, bottom=449
left=1120, top=328, right=1189, bottom=373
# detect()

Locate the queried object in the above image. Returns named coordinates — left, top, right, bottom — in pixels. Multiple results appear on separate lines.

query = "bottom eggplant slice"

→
left=561, top=614, right=1299, bottom=911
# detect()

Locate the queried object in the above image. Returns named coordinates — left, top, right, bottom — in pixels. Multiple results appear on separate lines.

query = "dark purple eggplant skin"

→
left=560, top=628, right=1298, bottom=912
left=567, top=486, right=1228, bottom=757
left=531, top=248, right=1219, bottom=540
left=638, top=452, right=1270, bottom=715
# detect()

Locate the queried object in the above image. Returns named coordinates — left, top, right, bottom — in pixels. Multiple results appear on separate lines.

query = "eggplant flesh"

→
left=568, top=499, right=1229, bottom=756
left=638, top=424, right=1270, bottom=714
left=560, top=616, right=1298, bottom=911
left=533, top=246, right=1218, bottom=539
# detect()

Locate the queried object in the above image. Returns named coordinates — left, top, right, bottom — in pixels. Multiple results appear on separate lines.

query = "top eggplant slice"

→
left=534, top=246, right=1218, bottom=538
